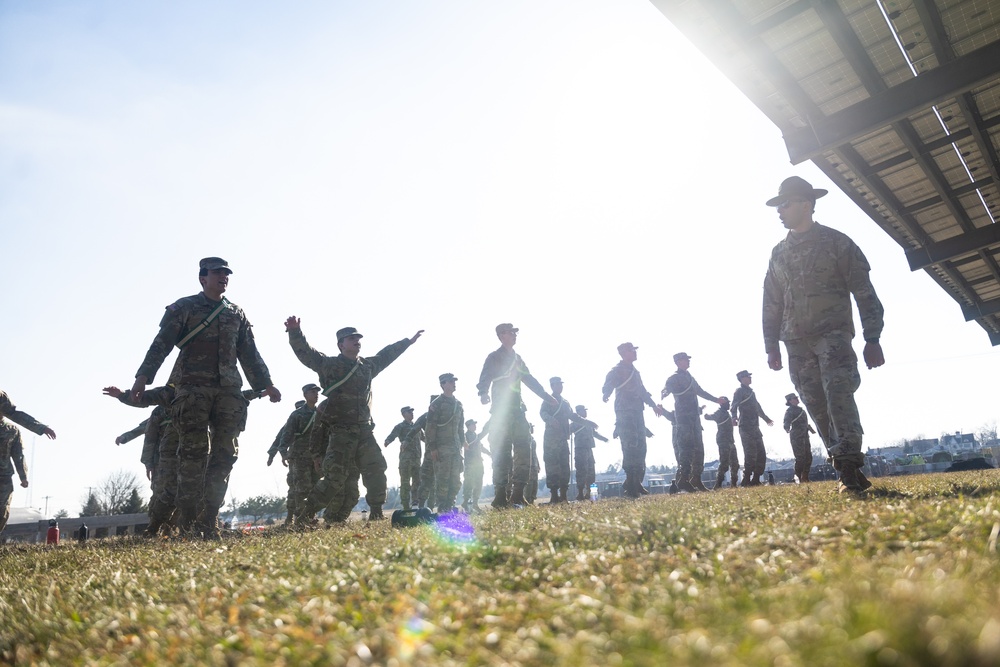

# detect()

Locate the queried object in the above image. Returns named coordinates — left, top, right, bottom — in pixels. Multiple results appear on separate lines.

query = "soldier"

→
left=572, top=405, right=608, bottom=501
left=279, top=387, right=320, bottom=527
left=286, top=317, right=422, bottom=522
left=476, top=323, right=555, bottom=509
left=384, top=406, right=423, bottom=510
left=0, top=422, right=28, bottom=533
left=130, top=257, right=281, bottom=538
left=660, top=352, right=725, bottom=492
left=763, top=176, right=885, bottom=495
left=704, top=396, right=739, bottom=489
left=525, top=424, right=540, bottom=505
left=0, top=390, right=56, bottom=440
left=462, top=419, right=491, bottom=513
left=783, top=393, right=816, bottom=483
left=539, top=378, right=596, bottom=504
left=425, top=373, right=465, bottom=513
left=414, top=403, right=436, bottom=509
left=601, top=342, right=664, bottom=498
left=731, top=370, right=774, bottom=486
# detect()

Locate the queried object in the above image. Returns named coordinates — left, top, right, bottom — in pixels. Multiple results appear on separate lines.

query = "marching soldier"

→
left=704, top=396, right=739, bottom=488
left=572, top=405, right=608, bottom=501
left=731, top=370, right=774, bottom=486
left=783, top=393, right=816, bottom=483
left=384, top=406, right=423, bottom=510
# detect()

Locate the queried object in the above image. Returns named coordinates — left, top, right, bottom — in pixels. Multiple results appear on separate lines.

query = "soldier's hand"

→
left=103, top=386, right=123, bottom=399
left=262, top=386, right=282, bottom=403
left=766, top=420, right=774, bottom=427
left=660, top=388, right=668, bottom=399
left=285, top=316, right=301, bottom=332
left=266, top=453, right=275, bottom=467
left=42, top=427, right=56, bottom=440
left=863, top=341, right=885, bottom=369
left=131, top=376, right=147, bottom=403
left=281, top=455, right=289, bottom=468
left=115, top=435, right=126, bottom=446
left=410, top=330, right=425, bottom=344
left=602, top=395, right=609, bottom=403
left=480, top=394, right=490, bottom=405
left=767, top=351, right=783, bottom=371
left=20, top=479, right=28, bottom=488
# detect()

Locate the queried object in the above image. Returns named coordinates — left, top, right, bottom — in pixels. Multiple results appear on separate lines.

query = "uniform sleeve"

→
left=0, top=392, right=50, bottom=436
left=280, top=414, right=300, bottom=454
left=267, top=427, right=285, bottom=457
left=601, top=368, right=616, bottom=401
left=118, top=418, right=150, bottom=445
left=234, top=318, right=272, bottom=392
left=756, top=398, right=772, bottom=424
left=762, top=260, right=784, bottom=355
left=136, top=306, right=187, bottom=383
left=518, top=359, right=550, bottom=402
left=594, top=430, right=609, bottom=443
left=367, top=339, right=413, bottom=379
left=288, top=329, right=331, bottom=375
left=843, top=242, right=885, bottom=342
left=140, top=409, right=161, bottom=468
left=477, top=353, right=496, bottom=398
left=694, top=379, right=718, bottom=403
left=11, top=430, right=27, bottom=481
left=783, top=408, right=793, bottom=432
left=385, top=423, right=402, bottom=446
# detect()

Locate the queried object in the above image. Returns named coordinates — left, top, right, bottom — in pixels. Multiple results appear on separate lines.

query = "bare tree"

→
left=977, top=421, right=998, bottom=447
left=81, top=470, right=147, bottom=516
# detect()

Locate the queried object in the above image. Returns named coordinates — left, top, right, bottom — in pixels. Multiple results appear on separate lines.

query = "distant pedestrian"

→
left=704, top=396, right=739, bottom=489
left=783, top=393, right=816, bottom=483
left=731, top=370, right=774, bottom=486
left=660, top=352, right=725, bottom=492
left=572, top=405, right=608, bottom=501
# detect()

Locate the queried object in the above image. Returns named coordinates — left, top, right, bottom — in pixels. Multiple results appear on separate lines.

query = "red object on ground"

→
left=46, top=525, right=60, bottom=545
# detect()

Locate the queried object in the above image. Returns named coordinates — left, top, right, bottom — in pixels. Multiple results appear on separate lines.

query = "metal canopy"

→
left=652, top=0, right=1000, bottom=344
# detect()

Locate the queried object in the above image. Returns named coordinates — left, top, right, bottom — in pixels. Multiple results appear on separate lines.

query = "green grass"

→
left=3, top=472, right=1000, bottom=666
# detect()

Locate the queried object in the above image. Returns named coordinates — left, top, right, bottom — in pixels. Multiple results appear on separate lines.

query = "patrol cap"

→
left=549, top=376, right=563, bottom=385
left=294, top=400, right=306, bottom=409
left=337, top=327, right=363, bottom=341
left=765, top=176, right=828, bottom=207
left=465, top=418, right=477, bottom=427
left=575, top=404, right=587, bottom=414
left=617, top=342, right=638, bottom=353
left=439, top=373, right=457, bottom=384
left=673, top=352, right=691, bottom=362
left=736, top=369, right=752, bottom=380
left=401, top=406, right=414, bottom=414
left=785, top=393, right=798, bottom=405
left=718, top=395, right=730, bottom=405
left=496, top=322, right=519, bottom=335
left=302, top=383, right=321, bottom=394
left=199, top=257, right=232, bottom=274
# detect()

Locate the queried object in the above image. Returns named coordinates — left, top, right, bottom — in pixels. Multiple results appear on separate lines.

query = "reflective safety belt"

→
left=176, top=298, right=230, bottom=349
left=323, top=361, right=361, bottom=396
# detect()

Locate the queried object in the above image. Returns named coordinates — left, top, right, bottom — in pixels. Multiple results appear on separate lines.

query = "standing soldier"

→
left=286, top=318, right=422, bottom=522
left=539, top=377, right=596, bottom=504
left=384, top=406, right=423, bottom=510
left=731, top=370, right=774, bottom=486
left=763, top=176, right=885, bottom=494
left=704, top=396, right=739, bottom=489
left=425, top=374, right=465, bottom=513
left=130, top=258, right=281, bottom=538
left=572, top=405, right=608, bottom=501
left=281, top=386, right=320, bottom=527
left=602, top=342, right=664, bottom=498
left=414, top=403, right=436, bottom=509
left=462, top=419, right=491, bottom=513
left=660, top=352, right=725, bottom=492
left=783, top=393, right=816, bottom=483
left=0, top=390, right=56, bottom=441
left=0, top=421, right=28, bottom=533
left=476, top=323, right=555, bottom=509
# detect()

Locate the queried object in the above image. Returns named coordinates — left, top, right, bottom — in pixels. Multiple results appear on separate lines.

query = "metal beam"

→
left=962, top=298, right=1000, bottom=322
left=905, top=224, right=1000, bottom=271
left=783, top=39, right=1000, bottom=164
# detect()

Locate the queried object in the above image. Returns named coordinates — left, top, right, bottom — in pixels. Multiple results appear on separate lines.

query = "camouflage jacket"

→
left=136, top=293, right=272, bottom=390
left=425, top=395, right=464, bottom=450
left=704, top=406, right=735, bottom=442
left=117, top=419, right=150, bottom=445
left=280, top=404, right=318, bottom=459
left=385, top=419, right=423, bottom=456
left=602, top=362, right=657, bottom=413
left=661, top=370, right=718, bottom=424
left=572, top=423, right=608, bottom=450
left=731, top=387, right=771, bottom=428
left=783, top=405, right=811, bottom=437
left=141, top=405, right=172, bottom=468
left=0, top=390, right=49, bottom=437
left=763, top=223, right=884, bottom=354
left=477, top=347, right=547, bottom=415
left=289, top=329, right=412, bottom=426
left=540, top=397, right=586, bottom=440
left=0, top=421, right=27, bottom=480
left=266, top=426, right=286, bottom=458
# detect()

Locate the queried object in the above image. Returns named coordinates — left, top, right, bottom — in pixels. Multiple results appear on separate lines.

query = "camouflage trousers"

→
left=672, top=421, right=705, bottom=484
left=575, top=446, right=596, bottom=491
left=785, top=331, right=864, bottom=467
left=416, top=451, right=435, bottom=507
left=716, top=435, right=740, bottom=480
left=739, top=425, right=767, bottom=478
left=542, top=431, right=571, bottom=489
left=147, top=429, right=180, bottom=531
left=305, top=418, right=360, bottom=522
left=615, top=410, right=648, bottom=483
left=398, top=449, right=421, bottom=509
left=462, top=456, right=484, bottom=506
left=171, top=385, right=247, bottom=528
left=430, top=444, right=463, bottom=511
left=525, top=443, right=540, bottom=503
left=309, top=422, right=386, bottom=522
left=789, top=430, right=813, bottom=480
left=489, top=408, right=532, bottom=492
left=0, top=476, right=15, bottom=532
left=288, top=455, right=319, bottom=523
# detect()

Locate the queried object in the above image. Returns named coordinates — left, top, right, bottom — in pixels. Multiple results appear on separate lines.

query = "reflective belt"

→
left=323, top=361, right=361, bottom=396
left=176, top=298, right=230, bottom=349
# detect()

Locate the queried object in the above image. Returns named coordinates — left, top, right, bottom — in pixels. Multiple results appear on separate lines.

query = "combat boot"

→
left=676, top=478, right=696, bottom=493
left=509, top=484, right=526, bottom=507
left=576, top=486, right=588, bottom=501
left=692, top=478, right=710, bottom=492
left=837, top=463, right=866, bottom=496
left=730, top=467, right=740, bottom=488
left=559, top=486, right=569, bottom=503
left=368, top=508, right=386, bottom=521
left=800, top=467, right=811, bottom=483
left=857, top=469, right=873, bottom=490
left=548, top=490, right=560, bottom=505
left=713, top=472, right=726, bottom=490
left=198, top=508, right=221, bottom=541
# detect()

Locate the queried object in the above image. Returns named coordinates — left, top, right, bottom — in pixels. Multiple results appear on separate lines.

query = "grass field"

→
left=3, top=471, right=1000, bottom=666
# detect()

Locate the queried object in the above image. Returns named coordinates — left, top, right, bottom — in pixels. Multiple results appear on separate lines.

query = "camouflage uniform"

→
left=572, top=421, right=608, bottom=500
left=540, top=397, right=587, bottom=500
left=117, top=419, right=150, bottom=445
left=136, top=292, right=272, bottom=534
left=704, top=406, right=739, bottom=488
left=385, top=416, right=424, bottom=509
left=412, top=413, right=436, bottom=509
left=305, top=412, right=361, bottom=522
left=661, top=370, right=718, bottom=490
left=288, top=328, right=412, bottom=522
left=763, top=222, right=884, bottom=474
left=525, top=433, right=540, bottom=504
left=462, top=423, right=489, bottom=511
left=425, top=394, right=465, bottom=512
left=281, top=403, right=319, bottom=524
left=477, top=347, right=549, bottom=507
left=0, top=422, right=27, bottom=533
left=731, top=386, right=771, bottom=485
left=0, top=390, right=51, bottom=438
left=783, top=403, right=814, bottom=482
left=602, top=362, right=658, bottom=498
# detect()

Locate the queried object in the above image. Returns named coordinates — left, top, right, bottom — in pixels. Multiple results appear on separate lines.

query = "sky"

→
left=2, top=0, right=999, bottom=517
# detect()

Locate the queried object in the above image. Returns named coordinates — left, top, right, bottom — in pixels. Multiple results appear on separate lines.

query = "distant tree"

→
left=80, top=470, right=147, bottom=516
left=53, top=508, right=70, bottom=519
left=977, top=421, right=998, bottom=447
left=121, top=488, right=147, bottom=514
left=80, top=492, right=102, bottom=517
left=238, top=495, right=286, bottom=525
